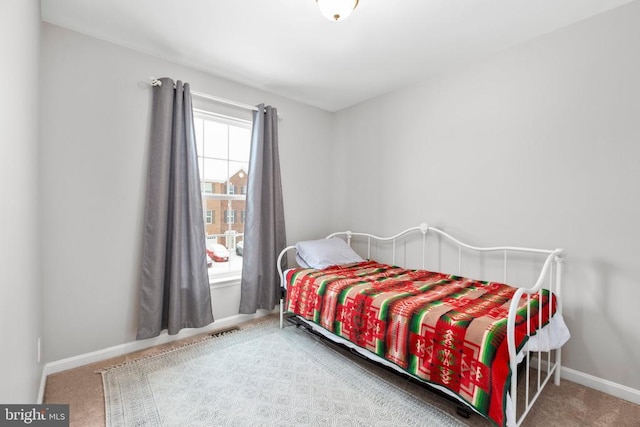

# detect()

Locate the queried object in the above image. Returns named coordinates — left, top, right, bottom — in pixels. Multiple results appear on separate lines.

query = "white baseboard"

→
left=522, top=357, right=639, bottom=407
left=560, top=366, right=640, bottom=405
left=38, top=310, right=277, bottom=403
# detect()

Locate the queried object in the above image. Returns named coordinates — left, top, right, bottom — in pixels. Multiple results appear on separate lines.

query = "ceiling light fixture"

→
left=316, top=0, right=359, bottom=22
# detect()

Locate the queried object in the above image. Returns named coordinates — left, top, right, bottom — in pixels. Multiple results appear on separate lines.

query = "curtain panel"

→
left=239, top=104, right=287, bottom=313
left=137, top=77, right=214, bottom=340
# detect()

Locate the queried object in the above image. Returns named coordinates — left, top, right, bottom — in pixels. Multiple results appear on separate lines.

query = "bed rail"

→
left=277, top=222, right=566, bottom=427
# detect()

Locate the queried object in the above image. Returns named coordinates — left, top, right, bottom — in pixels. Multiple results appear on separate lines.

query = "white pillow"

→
left=295, top=238, right=363, bottom=269
left=295, top=253, right=311, bottom=268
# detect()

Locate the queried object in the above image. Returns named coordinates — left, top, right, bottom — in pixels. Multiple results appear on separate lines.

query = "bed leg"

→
left=456, top=406, right=471, bottom=419
left=554, top=348, right=562, bottom=385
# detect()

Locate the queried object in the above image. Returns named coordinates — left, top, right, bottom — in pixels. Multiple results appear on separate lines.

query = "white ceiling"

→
left=41, top=0, right=636, bottom=112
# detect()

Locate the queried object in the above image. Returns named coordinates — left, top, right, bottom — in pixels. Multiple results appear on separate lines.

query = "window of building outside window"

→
left=194, top=111, right=251, bottom=281
left=202, top=182, right=213, bottom=194
left=224, top=210, right=236, bottom=224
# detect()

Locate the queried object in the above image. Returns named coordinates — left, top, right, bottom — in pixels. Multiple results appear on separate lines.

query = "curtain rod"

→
left=150, top=78, right=282, bottom=118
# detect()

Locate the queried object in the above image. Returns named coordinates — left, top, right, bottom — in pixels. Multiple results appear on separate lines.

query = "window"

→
left=202, top=182, right=213, bottom=194
left=194, top=111, right=251, bottom=280
left=224, top=210, right=236, bottom=224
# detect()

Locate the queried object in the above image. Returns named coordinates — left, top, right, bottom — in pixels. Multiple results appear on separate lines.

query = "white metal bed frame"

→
left=276, top=223, right=566, bottom=427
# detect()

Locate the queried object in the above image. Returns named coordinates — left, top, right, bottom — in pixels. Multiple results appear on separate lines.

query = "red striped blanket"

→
left=285, top=260, right=556, bottom=427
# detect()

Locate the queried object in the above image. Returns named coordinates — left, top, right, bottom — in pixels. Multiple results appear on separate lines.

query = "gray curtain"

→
left=137, top=77, right=214, bottom=340
left=239, top=104, right=287, bottom=313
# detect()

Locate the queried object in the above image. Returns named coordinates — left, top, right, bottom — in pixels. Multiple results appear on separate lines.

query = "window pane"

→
left=229, top=161, right=249, bottom=177
left=203, top=120, right=228, bottom=159
left=197, top=157, right=204, bottom=180
left=229, top=126, right=251, bottom=162
left=202, top=158, right=229, bottom=189
left=194, top=118, right=204, bottom=155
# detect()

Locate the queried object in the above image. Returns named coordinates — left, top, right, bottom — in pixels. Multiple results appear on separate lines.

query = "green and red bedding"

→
left=285, top=260, right=557, bottom=427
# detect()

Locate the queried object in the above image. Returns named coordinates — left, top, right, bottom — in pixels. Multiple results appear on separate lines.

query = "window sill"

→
left=209, top=274, right=241, bottom=289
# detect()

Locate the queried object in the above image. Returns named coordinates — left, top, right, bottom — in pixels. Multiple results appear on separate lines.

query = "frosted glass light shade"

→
left=316, top=0, right=359, bottom=22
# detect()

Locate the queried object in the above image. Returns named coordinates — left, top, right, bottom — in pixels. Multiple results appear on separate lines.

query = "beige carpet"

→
left=44, top=316, right=640, bottom=427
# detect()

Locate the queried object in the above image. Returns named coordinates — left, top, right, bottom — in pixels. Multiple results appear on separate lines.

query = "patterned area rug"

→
left=101, top=320, right=467, bottom=427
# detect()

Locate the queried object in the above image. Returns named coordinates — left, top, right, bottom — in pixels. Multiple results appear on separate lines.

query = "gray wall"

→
left=41, top=23, right=335, bottom=363
left=0, top=0, right=43, bottom=402
left=334, top=2, right=640, bottom=391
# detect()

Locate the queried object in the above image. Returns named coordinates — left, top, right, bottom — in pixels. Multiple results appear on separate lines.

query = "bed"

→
left=276, top=223, right=570, bottom=427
